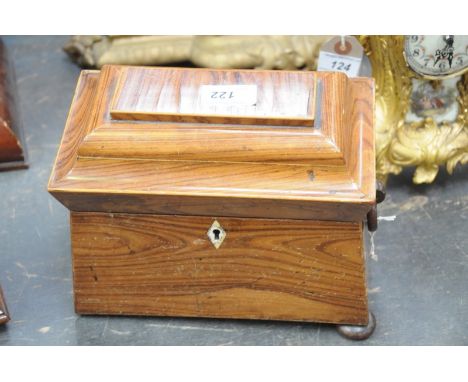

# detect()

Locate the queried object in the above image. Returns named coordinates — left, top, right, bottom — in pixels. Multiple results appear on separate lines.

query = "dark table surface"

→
left=0, top=36, right=467, bottom=345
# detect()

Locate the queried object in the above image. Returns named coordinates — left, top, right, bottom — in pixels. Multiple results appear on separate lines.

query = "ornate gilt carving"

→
left=190, top=36, right=328, bottom=70
left=64, top=35, right=330, bottom=70
left=63, top=35, right=195, bottom=67
left=388, top=84, right=467, bottom=183
left=360, top=35, right=467, bottom=183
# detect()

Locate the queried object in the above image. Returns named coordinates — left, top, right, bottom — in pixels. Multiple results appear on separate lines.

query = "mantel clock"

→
left=361, top=35, right=467, bottom=183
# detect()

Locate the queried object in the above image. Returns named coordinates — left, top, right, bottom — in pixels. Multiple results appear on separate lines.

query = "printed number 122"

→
left=211, top=91, right=235, bottom=99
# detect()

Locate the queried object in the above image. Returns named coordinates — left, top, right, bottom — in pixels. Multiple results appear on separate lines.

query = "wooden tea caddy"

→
left=49, top=65, right=382, bottom=340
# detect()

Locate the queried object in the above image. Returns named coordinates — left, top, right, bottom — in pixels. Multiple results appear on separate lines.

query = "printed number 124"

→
left=331, top=61, right=351, bottom=72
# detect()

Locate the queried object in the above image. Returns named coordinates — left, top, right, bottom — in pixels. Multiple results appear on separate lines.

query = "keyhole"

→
left=207, top=220, right=226, bottom=249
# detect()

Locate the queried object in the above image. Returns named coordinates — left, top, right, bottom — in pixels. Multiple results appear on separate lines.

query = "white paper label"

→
left=317, top=51, right=362, bottom=77
left=199, top=85, right=257, bottom=107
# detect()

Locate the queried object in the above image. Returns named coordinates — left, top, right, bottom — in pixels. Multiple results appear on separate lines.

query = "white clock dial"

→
left=404, top=35, right=468, bottom=78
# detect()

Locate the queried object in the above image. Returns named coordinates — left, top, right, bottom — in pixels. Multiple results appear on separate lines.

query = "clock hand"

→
left=444, top=36, right=454, bottom=68
left=434, top=50, right=442, bottom=66
left=443, top=35, right=454, bottom=48
left=434, top=36, right=455, bottom=67
left=449, top=36, right=454, bottom=67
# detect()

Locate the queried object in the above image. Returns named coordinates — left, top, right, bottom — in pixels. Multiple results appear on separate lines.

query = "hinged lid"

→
left=48, top=66, right=375, bottom=221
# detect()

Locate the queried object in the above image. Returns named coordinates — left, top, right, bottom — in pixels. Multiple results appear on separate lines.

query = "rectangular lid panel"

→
left=110, top=67, right=316, bottom=127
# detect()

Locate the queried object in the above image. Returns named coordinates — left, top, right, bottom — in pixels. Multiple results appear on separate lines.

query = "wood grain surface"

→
left=111, top=67, right=316, bottom=126
left=71, top=212, right=368, bottom=324
left=0, top=285, right=10, bottom=325
left=48, top=66, right=376, bottom=222
left=0, top=39, right=26, bottom=169
left=49, top=70, right=99, bottom=182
